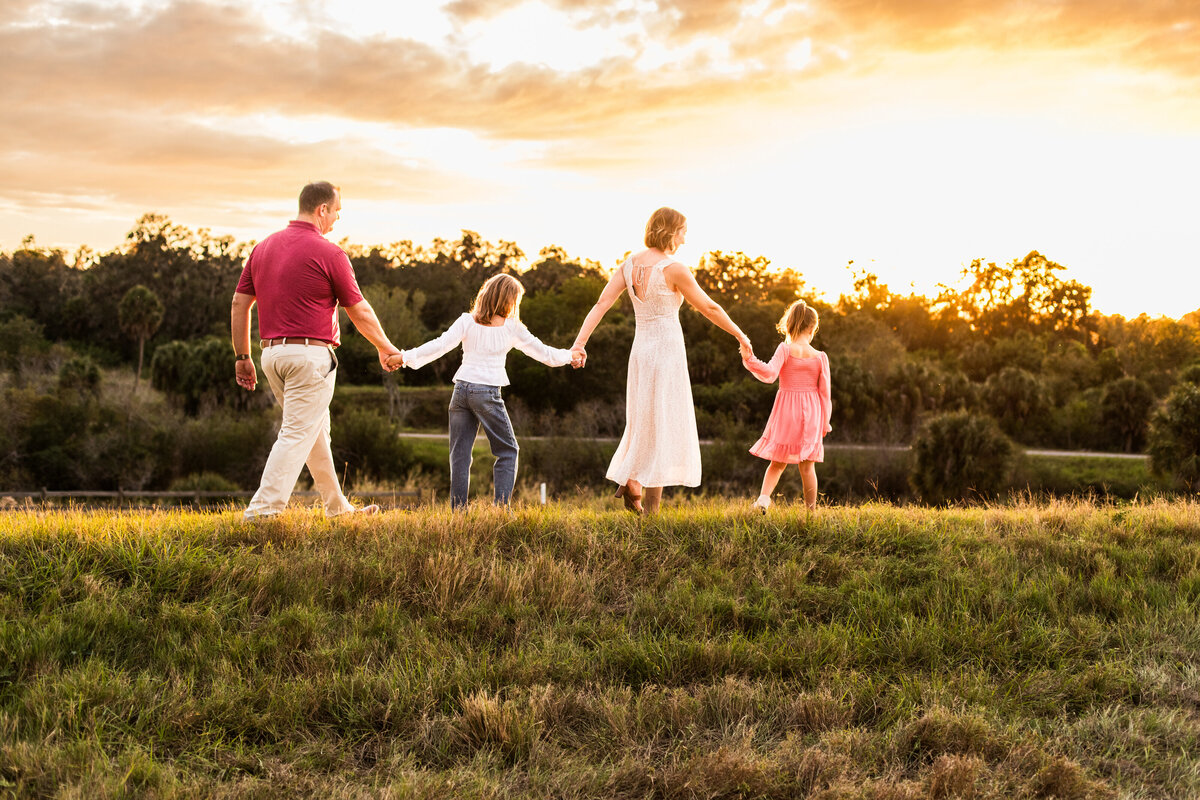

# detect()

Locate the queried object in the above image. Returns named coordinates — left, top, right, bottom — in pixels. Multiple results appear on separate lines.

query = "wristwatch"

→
left=235, top=354, right=251, bottom=361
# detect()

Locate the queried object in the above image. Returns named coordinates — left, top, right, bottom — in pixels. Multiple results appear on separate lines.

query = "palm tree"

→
left=118, top=285, right=164, bottom=392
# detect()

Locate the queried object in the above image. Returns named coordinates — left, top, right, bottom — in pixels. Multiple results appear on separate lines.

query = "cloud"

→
left=4, top=1, right=841, bottom=140
left=0, top=100, right=479, bottom=210
left=4, top=0, right=1199, bottom=238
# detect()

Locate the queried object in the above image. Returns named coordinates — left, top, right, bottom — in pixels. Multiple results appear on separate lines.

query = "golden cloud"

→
left=4, top=0, right=1198, bottom=221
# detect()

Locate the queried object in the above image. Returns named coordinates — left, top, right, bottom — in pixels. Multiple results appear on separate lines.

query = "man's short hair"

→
left=298, top=182, right=340, bottom=214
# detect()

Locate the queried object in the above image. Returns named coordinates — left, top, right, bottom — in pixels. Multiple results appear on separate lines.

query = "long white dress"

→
left=606, top=257, right=702, bottom=488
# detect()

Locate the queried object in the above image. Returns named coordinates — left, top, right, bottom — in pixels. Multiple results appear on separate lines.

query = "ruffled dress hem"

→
left=749, top=438, right=824, bottom=464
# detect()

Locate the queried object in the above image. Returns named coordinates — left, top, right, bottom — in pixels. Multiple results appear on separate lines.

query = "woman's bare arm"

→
left=571, top=267, right=628, bottom=353
left=663, top=262, right=751, bottom=347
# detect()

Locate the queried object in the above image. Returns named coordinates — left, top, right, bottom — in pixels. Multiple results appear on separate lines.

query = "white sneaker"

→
left=751, top=496, right=771, bottom=514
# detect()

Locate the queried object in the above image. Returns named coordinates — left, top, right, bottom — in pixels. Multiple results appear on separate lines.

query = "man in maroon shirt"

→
left=231, top=181, right=400, bottom=519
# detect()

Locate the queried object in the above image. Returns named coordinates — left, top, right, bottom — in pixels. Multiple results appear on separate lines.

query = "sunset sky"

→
left=5, top=0, right=1198, bottom=318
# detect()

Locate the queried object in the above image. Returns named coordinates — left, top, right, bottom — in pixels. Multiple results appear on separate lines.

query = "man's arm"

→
left=231, top=291, right=257, bottom=391
left=343, top=300, right=402, bottom=371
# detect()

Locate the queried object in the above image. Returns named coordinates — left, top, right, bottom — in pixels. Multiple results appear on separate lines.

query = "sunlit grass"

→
left=2, top=499, right=1198, bottom=798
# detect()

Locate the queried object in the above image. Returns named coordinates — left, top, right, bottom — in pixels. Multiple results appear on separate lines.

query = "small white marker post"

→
left=539, top=482, right=547, bottom=505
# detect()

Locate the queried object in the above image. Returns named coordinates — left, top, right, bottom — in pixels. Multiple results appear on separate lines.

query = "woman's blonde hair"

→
left=644, top=207, right=686, bottom=251
left=471, top=273, right=525, bottom=324
left=778, top=298, right=819, bottom=341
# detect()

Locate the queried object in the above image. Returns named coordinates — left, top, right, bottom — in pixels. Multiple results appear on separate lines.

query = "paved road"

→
left=397, top=432, right=1149, bottom=460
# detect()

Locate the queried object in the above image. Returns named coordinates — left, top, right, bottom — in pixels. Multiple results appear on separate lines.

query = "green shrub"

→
left=57, top=355, right=102, bottom=400
left=151, top=336, right=258, bottom=414
left=819, top=447, right=912, bottom=502
left=331, top=385, right=453, bottom=429
left=330, top=409, right=415, bottom=486
left=1147, top=382, right=1200, bottom=492
left=519, top=437, right=615, bottom=494
left=175, top=411, right=278, bottom=489
left=168, top=471, right=241, bottom=492
left=984, top=366, right=1048, bottom=443
left=1100, top=376, right=1155, bottom=453
left=910, top=411, right=1015, bottom=504
left=698, top=423, right=767, bottom=495
left=692, top=379, right=775, bottom=437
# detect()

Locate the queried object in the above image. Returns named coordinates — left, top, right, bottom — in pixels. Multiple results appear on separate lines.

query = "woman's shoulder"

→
left=630, top=248, right=677, bottom=267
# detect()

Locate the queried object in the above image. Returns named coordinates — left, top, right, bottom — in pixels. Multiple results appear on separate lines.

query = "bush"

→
left=819, top=447, right=912, bottom=503
left=1147, top=382, right=1200, bottom=492
left=692, top=379, right=775, bottom=438
left=519, top=437, right=615, bottom=494
left=57, top=356, right=102, bottom=400
left=984, top=366, right=1048, bottom=443
left=168, top=471, right=241, bottom=492
left=331, top=385, right=453, bottom=429
left=175, top=411, right=278, bottom=489
left=910, top=411, right=1016, bottom=504
left=152, top=337, right=259, bottom=415
left=330, top=409, right=415, bottom=486
left=698, top=423, right=769, bottom=495
left=1100, top=376, right=1155, bottom=453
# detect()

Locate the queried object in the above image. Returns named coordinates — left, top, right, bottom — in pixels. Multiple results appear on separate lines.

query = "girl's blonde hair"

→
left=471, top=273, right=525, bottom=324
left=644, top=207, right=686, bottom=251
left=778, top=298, right=819, bottom=341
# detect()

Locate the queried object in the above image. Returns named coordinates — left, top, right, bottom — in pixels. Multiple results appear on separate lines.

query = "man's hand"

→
left=235, top=358, right=257, bottom=391
left=570, top=346, right=587, bottom=369
left=379, top=347, right=403, bottom=372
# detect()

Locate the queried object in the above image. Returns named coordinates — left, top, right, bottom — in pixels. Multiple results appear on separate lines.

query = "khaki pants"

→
left=244, top=344, right=354, bottom=519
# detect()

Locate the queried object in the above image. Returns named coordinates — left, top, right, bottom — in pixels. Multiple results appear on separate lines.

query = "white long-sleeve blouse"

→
left=400, top=313, right=572, bottom=386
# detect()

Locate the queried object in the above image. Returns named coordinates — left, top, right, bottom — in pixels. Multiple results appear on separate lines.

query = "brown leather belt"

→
left=260, top=337, right=334, bottom=348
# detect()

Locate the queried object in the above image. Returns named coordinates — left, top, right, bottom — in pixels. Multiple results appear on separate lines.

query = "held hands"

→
left=570, top=346, right=587, bottom=369
left=380, top=348, right=404, bottom=372
left=235, top=359, right=257, bottom=391
left=737, top=334, right=754, bottom=361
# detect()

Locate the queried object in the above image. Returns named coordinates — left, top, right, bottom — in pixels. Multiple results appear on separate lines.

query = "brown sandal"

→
left=615, top=484, right=644, bottom=515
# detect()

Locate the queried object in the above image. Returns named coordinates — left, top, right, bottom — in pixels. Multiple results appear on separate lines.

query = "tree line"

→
left=1, top=213, right=1198, bottom=493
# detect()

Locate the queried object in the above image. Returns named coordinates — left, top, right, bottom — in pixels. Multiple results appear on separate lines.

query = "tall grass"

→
left=2, top=500, right=1198, bottom=798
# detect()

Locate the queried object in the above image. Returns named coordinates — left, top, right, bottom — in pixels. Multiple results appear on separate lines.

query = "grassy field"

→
left=2, top=500, right=1199, bottom=798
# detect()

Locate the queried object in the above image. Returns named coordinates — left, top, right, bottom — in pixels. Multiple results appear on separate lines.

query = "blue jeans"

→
left=448, top=381, right=519, bottom=510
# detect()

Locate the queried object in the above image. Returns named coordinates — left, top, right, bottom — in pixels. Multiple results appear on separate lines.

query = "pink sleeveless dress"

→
left=743, top=343, right=832, bottom=463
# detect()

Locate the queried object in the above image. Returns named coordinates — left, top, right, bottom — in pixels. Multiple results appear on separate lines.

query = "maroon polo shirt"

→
left=235, top=220, right=364, bottom=346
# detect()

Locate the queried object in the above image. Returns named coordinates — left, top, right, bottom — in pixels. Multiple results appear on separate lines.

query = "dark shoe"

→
left=615, top=484, right=643, bottom=515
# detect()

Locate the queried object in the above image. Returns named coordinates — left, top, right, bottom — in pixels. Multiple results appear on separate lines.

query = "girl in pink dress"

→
left=740, top=299, right=832, bottom=512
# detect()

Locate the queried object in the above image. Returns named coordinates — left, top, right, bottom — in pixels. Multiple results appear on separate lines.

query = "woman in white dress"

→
left=571, top=207, right=752, bottom=514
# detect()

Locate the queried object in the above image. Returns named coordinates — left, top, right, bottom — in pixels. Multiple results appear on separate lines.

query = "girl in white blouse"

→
left=389, top=274, right=579, bottom=509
